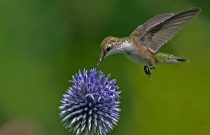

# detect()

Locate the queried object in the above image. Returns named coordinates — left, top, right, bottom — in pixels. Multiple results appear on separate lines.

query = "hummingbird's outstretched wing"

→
left=131, top=8, right=201, bottom=53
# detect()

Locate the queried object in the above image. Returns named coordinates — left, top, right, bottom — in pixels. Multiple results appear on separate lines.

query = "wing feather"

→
left=131, top=8, right=201, bottom=53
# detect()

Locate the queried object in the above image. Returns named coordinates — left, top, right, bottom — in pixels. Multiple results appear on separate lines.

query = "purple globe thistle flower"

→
left=60, top=69, right=121, bottom=135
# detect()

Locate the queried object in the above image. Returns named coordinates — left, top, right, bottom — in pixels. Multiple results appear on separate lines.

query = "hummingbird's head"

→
left=97, top=36, right=120, bottom=67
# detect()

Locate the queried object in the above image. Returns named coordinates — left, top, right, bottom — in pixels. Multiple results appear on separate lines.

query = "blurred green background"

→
left=0, top=0, right=210, bottom=135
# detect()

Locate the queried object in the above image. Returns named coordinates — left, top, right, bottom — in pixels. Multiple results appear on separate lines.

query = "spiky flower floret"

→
left=60, top=69, right=121, bottom=135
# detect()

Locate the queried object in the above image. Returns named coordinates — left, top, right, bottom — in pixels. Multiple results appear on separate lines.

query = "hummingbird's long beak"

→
left=97, top=58, right=103, bottom=68
left=97, top=51, right=105, bottom=68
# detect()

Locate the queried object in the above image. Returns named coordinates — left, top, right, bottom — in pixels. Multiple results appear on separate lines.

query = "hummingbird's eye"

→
left=106, top=46, right=111, bottom=52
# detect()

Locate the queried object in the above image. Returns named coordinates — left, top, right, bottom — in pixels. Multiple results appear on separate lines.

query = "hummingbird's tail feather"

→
left=155, top=52, right=189, bottom=64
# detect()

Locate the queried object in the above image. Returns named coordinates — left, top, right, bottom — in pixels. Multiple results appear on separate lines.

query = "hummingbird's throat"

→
left=115, top=40, right=133, bottom=53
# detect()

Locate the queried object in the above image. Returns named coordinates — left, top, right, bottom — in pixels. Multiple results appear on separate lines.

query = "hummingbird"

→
left=97, top=8, right=201, bottom=77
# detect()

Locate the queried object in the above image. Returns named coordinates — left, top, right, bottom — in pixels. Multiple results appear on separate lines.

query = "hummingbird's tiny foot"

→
left=144, top=66, right=151, bottom=78
left=149, top=65, right=155, bottom=70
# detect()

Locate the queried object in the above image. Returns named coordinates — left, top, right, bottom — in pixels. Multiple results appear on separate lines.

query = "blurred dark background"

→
left=0, top=0, right=210, bottom=135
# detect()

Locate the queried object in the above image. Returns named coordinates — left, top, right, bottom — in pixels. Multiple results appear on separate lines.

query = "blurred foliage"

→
left=0, top=0, right=210, bottom=135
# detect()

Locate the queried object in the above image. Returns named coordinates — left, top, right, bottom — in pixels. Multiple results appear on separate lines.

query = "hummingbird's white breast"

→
left=125, top=52, right=148, bottom=64
left=120, top=41, right=148, bottom=64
